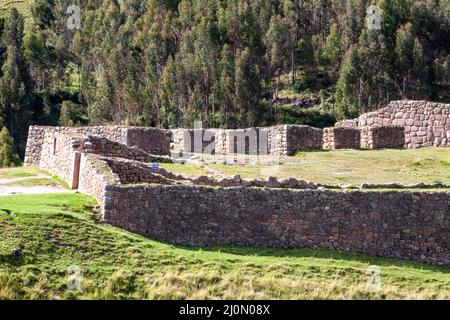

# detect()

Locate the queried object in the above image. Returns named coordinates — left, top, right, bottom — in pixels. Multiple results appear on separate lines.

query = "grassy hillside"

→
left=1, top=184, right=450, bottom=299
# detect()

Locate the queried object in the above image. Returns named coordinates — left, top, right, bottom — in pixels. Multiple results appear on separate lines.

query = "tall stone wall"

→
left=78, top=154, right=118, bottom=203
left=39, top=131, right=83, bottom=187
left=285, top=125, right=323, bottom=154
left=360, top=126, right=405, bottom=149
left=171, top=129, right=225, bottom=156
left=38, top=130, right=171, bottom=190
left=126, top=127, right=171, bottom=154
left=24, top=126, right=55, bottom=166
left=323, top=127, right=361, bottom=149
left=358, top=100, right=450, bottom=148
left=25, top=125, right=170, bottom=166
left=103, top=184, right=450, bottom=265
left=171, top=125, right=322, bottom=157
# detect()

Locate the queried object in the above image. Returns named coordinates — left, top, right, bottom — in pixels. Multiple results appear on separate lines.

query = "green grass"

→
left=1, top=193, right=450, bottom=300
left=0, top=166, right=68, bottom=188
left=0, top=166, right=40, bottom=179
left=3, top=177, right=60, bottom=187
left=161, top=148, right=450, bottom=186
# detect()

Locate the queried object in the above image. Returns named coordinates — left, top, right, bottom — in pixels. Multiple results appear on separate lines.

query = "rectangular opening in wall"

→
left=53, top=138, right=57, bottom=155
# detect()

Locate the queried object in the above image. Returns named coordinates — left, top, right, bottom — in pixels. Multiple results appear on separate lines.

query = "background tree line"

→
left=0, top=0, right=449, bottom=163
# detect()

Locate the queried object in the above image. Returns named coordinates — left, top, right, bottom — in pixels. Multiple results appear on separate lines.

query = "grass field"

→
left=161, top=148, right=450, bottom=185
left=0, top=187, right=450, bottom=299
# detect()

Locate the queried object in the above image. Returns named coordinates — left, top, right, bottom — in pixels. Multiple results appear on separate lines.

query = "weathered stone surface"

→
left=335, top=119, right=358, bottom=128
left=170, top=125, right=323, bottom=157
left=323, top=127, right=361, bottom=149
left=360, top=125, right=405, bottom=149
left=24, top=125, right=171, bottom=166
left=104, top=185, right=450, bottom=266
left=105, top=157, right=327, bottom=190
left=358, top=100, right=450, bottom=149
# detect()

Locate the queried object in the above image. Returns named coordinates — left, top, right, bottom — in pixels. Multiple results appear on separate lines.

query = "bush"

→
left=59, top=101, right=86, bottom=127
left=277, top=105, right=336, bottom=128
left=0, top=127, right=21, bottom=168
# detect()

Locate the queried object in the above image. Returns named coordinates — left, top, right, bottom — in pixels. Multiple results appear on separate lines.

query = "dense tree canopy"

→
left=0, top=0, right=449, bottom=157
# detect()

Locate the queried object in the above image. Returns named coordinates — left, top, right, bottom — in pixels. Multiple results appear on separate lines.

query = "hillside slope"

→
left=1, top=189, right=450, bottom=299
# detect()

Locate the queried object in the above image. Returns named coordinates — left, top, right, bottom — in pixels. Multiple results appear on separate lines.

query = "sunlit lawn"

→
left=159, top=148, right=450, bottom=185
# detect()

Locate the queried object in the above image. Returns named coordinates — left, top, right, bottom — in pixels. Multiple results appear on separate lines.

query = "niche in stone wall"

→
left=53, top=138, right=57, bottom=155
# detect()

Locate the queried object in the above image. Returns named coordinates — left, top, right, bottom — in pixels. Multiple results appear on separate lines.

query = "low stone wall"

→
left=103, top=185, right=450, bottom=265
left=358, top=100, right=450, bottom=148
left=323, top=127, right=361, bottom=149
left=83, top=136, right=172, bottom=163
left=360, top=126, right=405, bottom=149
left=104, top=157, right=329, bottom=189
left=171, top=125, right=322, bottom=157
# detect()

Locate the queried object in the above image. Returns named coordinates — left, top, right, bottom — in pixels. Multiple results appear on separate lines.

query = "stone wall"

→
left=103, top=185, right=450, bottom=265
left=335, top=119, right=358, bottom=128
left=360, top=126, right=405, bottom=149
left=29, top=123, right=450, bottom=266
left=39, top=131, right=83, bottom=187
left=323, top=127, right=361, bottom=149
left=38, top=130, right=171, bottom=189
left=358, top=100, right=450, bottom=148
left=285, top=125, right=323, bottom=153
left=171, top=129, right=225, bottom=156
left=126, top=127, right=171, bottom=154
left=25, top=125, right=170, bottom=166
left=104, top=157, right=328, bottom=189
left=82, top=136, right=172, bottom=163
left=24, top=126, right=55, bottom=166
left=171, top=125, right=322, bottom=157
left=78, top=154, right=119, bottom=203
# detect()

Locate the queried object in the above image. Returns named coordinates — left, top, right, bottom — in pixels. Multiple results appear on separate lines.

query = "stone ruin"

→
left=23, top=100, right=450, bottom=265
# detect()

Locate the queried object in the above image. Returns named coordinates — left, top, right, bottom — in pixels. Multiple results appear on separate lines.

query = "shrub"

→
left=0, top=127, right=21, bottom=168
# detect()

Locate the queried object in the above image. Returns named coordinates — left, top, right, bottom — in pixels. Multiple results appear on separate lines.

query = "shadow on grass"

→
left=176, top=244, right=450, bottom=272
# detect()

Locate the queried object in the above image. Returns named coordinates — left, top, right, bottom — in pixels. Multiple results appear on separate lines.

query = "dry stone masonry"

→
left=360, top=126, right=405, bottom=149
left=23, top=100, right=450, bottom=265
left=358, top=101, right=450, bottom=148
left=323, top=127, right=361, bottom=149
left=25, top=125, right=171, bottom=166
left=104, top=185, right=450, bottom=266
left=171, top=125, right=323, bottom=157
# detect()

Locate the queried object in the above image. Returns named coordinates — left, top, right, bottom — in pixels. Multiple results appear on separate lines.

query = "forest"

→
left=0, top=0, right=449, bottom=161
